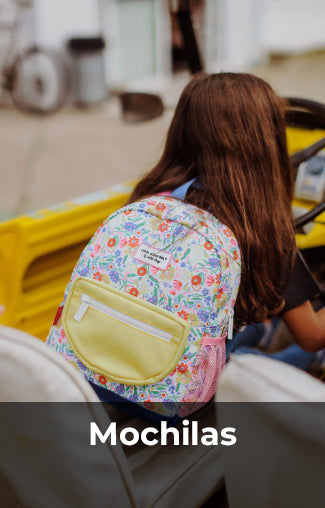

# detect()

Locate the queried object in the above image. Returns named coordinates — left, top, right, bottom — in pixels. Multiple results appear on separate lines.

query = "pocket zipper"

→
left=73, top=293, right=173, bottom=343
left=227, top=308, right=234, bottom=341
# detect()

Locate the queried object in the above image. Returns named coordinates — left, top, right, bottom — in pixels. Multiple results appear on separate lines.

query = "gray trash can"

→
left=67, top=37, right=106, bottom=106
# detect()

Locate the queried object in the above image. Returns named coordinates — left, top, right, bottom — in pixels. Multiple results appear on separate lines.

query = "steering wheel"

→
left=285, top=97, right=325, bottom=229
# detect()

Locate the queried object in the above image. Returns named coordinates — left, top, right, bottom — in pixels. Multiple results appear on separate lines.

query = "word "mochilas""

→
left=90, top=420, right=237, bottom=447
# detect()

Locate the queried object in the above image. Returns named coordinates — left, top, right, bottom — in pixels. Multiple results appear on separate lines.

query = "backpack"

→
left=46, top=181, right=241, bottom=420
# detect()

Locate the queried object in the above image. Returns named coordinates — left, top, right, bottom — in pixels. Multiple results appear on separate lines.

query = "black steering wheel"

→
left=285, top=97, right=325, bottom=229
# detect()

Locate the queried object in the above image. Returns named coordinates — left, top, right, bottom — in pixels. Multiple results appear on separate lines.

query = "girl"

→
left=128, top=72, right=325, bottom=357
left=47, top=72, right=325, bottom=415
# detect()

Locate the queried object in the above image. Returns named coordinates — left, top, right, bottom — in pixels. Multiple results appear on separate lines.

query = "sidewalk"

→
left=1, top=51, right=325, bottom=220
left=0, top=99, right=174, bottom=220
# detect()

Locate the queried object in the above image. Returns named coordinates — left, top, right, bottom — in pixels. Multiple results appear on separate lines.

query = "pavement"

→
left=1, top=51, right=325, bottom=221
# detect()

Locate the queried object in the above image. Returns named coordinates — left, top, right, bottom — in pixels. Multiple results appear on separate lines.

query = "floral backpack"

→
left=46, top=180, right=241, bottom=421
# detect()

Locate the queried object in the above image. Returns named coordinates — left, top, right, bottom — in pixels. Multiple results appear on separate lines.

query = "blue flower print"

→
left=109, top=270, right=119, bottom=283
left=208, top=258, right=220, bottom=268
left=124, top=222, right=137, bottom=231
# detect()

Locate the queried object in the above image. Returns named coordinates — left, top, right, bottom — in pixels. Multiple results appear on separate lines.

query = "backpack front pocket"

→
left=62, top=277, right=190, bottom=385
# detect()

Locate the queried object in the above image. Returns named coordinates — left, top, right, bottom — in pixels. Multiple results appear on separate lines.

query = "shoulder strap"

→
left=170, top=177, right=204, bottom=201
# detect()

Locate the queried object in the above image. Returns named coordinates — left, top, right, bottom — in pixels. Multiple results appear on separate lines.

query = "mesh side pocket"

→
left=198, top=342, right=226, bottom=402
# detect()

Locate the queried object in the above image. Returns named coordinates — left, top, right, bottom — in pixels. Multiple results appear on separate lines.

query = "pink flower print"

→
left=177, top=362, right=189, bottom=374
left=90, top=243, right=100, bottom=258
left=173, top=280, right=182, bottom=291
left=158, top=222, right=169, bottom=233
left=126, top=285, right=139, bottom=297
left=150, top=266, right=159, bottom=275
left=128, top=236, right=140, bottom=248
left=177, top=310, right=189, bottom=320
left=107, top=238, right=116, bottom=248
left=147, top=200, right=157, bottom=205
left=216, top=287, right=224, bottom=299
left=206, top=275, right=215, bottom=286
left=191, top=275, right=201, bottom=291
left=155, top=203, right=166, bottom=212
left=93, top=271, right=102, bottom=282
left=204, top=241, right=213, bottom=250
left=191, top=275, right=201, bottom=286
left=119, top=237, right=127, bottom=248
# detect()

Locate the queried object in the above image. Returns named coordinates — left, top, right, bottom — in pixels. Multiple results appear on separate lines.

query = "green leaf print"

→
left=181, top=248, right=191, bottom=260
left=190, top=294, right=206, bottom=302
left=154, top=384, right=167, bottom=390
left=149, top=275, right=159, bottom=287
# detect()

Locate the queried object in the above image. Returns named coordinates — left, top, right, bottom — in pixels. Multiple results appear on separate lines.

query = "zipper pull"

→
left=227, top=308, right=234, bottom=341
left=73, top=294, right=90, bottom=322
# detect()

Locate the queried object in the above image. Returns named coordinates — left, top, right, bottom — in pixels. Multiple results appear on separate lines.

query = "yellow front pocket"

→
left=62, top=277, right=190, bottom=385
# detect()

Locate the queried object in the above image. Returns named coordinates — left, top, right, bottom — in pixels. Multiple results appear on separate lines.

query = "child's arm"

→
left=282, top=301, right=325, bottom=352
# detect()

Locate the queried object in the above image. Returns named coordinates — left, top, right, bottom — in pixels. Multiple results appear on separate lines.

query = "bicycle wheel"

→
left=10, top=46, right=68, bottom=114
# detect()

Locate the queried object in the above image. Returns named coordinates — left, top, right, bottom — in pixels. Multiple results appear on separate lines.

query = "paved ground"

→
left=1, top=51, right=325, bottom=220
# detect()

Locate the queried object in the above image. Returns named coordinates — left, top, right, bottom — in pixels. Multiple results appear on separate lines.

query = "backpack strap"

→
left=171, top=177, right=204, bottom=201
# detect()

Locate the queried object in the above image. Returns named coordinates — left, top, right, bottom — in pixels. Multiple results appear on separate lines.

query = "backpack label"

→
left=134, top=244, right=172, bottom=270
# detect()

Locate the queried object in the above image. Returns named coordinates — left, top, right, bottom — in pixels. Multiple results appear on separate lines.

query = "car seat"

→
left=216, top=354, right=325, bottom=508
left=0, top=325, right=223, bottom=508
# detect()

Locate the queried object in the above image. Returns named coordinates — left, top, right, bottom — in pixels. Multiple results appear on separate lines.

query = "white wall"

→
left=216, top=0, right=265, bottom=71
left=262, top=0, right=325, bottom=54
left=31, top=0, right=171, bottom=90
left=33, top=0, right=100, bottom=48
left=99, top=0, right=171, bottom=90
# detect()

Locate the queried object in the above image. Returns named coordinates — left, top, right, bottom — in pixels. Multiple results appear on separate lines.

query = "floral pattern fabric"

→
left=46, top=195, right=241, bottom=416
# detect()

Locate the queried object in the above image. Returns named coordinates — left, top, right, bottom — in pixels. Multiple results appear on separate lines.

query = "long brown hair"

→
left=128, top=72, right=296, bottom=327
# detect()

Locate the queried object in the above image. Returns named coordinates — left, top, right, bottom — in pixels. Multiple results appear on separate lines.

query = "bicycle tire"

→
left=10, top=45, right=68, bottom=115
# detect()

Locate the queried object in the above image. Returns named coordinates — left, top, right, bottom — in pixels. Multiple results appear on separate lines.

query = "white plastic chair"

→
left=0, top=325, right=223, bottom=508
left=216, top=354, right=325, bottom=508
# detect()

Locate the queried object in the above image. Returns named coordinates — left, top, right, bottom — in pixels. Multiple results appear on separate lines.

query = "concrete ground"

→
left=1, top=51, right=325, bottom=220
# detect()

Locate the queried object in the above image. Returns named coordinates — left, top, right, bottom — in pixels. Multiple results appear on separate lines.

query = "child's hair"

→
left=129, top=72, right=296, bottom=327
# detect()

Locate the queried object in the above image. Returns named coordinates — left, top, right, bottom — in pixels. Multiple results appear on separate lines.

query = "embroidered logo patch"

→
left=134, top=244, right=172, bottom=270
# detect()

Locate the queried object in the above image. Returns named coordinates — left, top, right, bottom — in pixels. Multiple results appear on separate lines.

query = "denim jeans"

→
left=226, top=322, right=318, bottom=371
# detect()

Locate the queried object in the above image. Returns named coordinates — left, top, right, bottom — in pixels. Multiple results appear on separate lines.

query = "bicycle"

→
left=0, top=0, right=68, bottom=114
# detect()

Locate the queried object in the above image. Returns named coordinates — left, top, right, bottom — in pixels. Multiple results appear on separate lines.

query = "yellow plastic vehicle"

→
left=0, top=181, right=136, bottom=340
left=287, top=98, right=325, bottom=283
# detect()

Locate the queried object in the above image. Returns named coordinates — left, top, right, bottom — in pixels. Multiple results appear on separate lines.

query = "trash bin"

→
left=67, top=37, right=106, bottom=107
